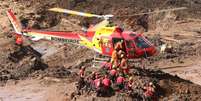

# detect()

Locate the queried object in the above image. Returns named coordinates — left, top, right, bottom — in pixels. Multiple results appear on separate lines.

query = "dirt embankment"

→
left=0, top=0, right=201, bottom=101
left=11, top=0, right=201, bottom=31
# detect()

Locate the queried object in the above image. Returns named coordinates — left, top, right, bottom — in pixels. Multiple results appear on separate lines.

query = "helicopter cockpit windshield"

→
left=134, top=36, right=150, bottom=48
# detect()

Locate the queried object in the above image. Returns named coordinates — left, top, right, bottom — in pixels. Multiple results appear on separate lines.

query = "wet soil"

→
left=0, top=0, right=201, bottom=101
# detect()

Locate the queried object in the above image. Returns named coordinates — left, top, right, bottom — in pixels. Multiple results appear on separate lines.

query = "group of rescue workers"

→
left=77, top=41, right=157, bottom=101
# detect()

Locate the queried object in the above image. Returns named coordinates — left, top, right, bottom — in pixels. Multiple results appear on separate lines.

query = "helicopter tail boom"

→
left=7, top=9, right=23, bottom=35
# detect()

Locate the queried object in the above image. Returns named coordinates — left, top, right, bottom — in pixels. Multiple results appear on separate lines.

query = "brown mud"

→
left=0, top=0, right=201, bottom=101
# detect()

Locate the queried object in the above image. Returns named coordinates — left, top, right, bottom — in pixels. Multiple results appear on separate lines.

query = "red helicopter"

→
left=6, top=7, right=186, bottom=59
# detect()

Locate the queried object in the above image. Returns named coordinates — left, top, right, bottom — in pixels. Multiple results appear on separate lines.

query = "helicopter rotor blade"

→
left=49, top=8, right=114, bottom=19
left=49, top=8, right=103, bottom=18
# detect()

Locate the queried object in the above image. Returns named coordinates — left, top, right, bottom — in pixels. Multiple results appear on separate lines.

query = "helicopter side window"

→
left=135, top=37, right=150, bottom=48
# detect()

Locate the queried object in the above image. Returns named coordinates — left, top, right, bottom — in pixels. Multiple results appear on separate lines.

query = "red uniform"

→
left=120, top=58, right=129, bottom=74
left=127, top=81, right=133, bottom=90
left=16, top=35, right=23, bottom=45
left=79, top=69, right=84, bottom=78
left=123, top=68, right=129, bottom=74
left=120, top=58, right=127, bottom=68
left=94, top=79, right=101, bottom=89
left=110, top=69, right=117, bottom=76
left=116, top=76, right=125, bottom=84
left=115, top=42, right=123, bottom=51
left=102, top=78, right=111, bottom=89
left=111, top=50, right=118, bottom=66
left=144, top=86, right=154, bottom=97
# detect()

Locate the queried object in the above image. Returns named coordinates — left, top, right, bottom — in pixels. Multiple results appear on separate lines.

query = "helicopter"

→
left=6, top=7, right=186, bottom=59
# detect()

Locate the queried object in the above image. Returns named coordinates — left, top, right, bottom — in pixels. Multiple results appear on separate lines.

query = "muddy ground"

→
left=0, top=0, right=201, bottom=101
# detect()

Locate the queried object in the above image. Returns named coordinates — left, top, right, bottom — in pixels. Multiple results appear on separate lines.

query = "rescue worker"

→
left=126, top=77, right=134, bottom=91
left=91, top=71, right=96, bottom=80
left=93, top=75, right=102, bottom=96
left=117, top=50, right=125, bottom=59
left=143, top=82, right=156, bottom=101
left=102, top=75, right=111, bottom=89
left=109, top=69, right=117, bottom=83
left=111, top=42, right=125, bottom=68
left=89, top=72, right=97, bottom=91
left=116, top=73, right=125, bottom=91
left=111, top=49, right=119, bottom=68
left=115, top=42, right=123, bottom=51
left=77, top=66, right=86, bottom=93
left=120, top=54, right=129, bottom=75
left=15, top=35, right=23, bottom=46
left=84, top=77, right=93, bottom=94
left=141, top=58, right=146, bottom=69
left=79, top=66, right=86, bottom=78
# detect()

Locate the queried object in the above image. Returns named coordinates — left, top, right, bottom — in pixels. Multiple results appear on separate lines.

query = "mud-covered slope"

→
left=16, top=0, right=201, bottom=30
left=74, top=67, right=201, bottom=101
left=0, top=0, right=201, bottom=101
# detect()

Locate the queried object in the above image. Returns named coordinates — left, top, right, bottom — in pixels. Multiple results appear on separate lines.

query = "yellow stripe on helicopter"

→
left=78, top=34, right=102, bottom=53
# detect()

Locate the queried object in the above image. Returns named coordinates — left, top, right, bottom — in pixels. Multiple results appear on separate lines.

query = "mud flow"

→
left=0, top=0, right=201, bottom=101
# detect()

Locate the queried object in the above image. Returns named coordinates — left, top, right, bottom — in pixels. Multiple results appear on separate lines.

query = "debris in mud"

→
left=8, top=45, right=42, bottom=63
left=10, top=57, right=47, bottom=80
left=0, top=0, right=201, bottom=101
left=147, top=34, right=201, bottom=65
left=0, top=45, right=48, bottom=83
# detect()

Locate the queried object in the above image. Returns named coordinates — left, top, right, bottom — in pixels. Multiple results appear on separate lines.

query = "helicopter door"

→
left=101, top=36, right=113, bottom=55
left=112, top=38, right=126, bottom=51
left=125, top=40, right=136, bottom=58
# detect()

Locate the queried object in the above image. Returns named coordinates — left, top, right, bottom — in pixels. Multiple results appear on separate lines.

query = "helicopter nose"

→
left=149, top=46, right=158, bottom=56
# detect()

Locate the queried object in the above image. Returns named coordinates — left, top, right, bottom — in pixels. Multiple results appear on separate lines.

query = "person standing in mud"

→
left=102, top=75, right=112, bottom=95
left=126, top=77, right=134, bottom=93
left=120, top=53, right=129, bottom=76
left=79, top=66, right=85, bottom=78
left=109, top=69, right=117, bottom=83
left=90, top=71, right=96, bottom=80
left=116, top=73, right=125, bottom=91
left=93, top=74, right=103, bottom=96
left=111, top=48, right=119, bottom=68
left=111, top=42, right=124, bottom=69
left=143, top=82, right=156, bottom=101
left=77, top=66, right=86, bottom=93
left=15, top=34, right=23, bottom=46
left=84, top=76, right=93, bottom=94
